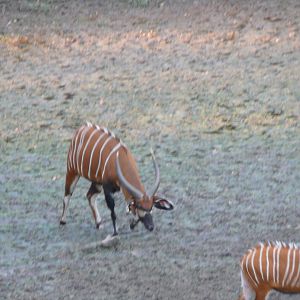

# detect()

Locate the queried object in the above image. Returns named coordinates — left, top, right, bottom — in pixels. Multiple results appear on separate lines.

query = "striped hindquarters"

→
left=240, top=241, right=300, bottom=292
left=67, top=123, right=125, bottom=183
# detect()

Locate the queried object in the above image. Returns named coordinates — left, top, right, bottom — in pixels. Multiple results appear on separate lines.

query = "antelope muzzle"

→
left=140, top=212, right=154, bottom=231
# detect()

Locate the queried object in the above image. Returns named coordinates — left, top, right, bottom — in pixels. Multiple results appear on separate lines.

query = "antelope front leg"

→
left=103, top=185, right=118, bottom=236
left=60, top=173, right=79, bottom=225
left=130, top=218, right=140, bottom=230
left=87, top=182, right=102, bottom=229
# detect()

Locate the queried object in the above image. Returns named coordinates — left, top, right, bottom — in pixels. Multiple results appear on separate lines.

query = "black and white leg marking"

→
left=103, top=184, right=118, bottom=236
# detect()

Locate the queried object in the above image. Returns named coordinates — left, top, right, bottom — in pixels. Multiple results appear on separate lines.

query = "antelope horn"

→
left=148, top=148, right=160, bottom=198
left=116, top=151, right=143, bottom=200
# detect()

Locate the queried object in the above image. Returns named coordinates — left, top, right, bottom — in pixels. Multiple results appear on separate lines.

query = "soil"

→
left=0, top=0, right=299, bottom=299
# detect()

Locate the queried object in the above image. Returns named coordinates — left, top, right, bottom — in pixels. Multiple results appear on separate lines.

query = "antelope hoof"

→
left=96, top=221, right=102, bottom=229
left=60, top=220, right=66, bottom=225
left=130, top=222, right=135, bottom=230
left=130, top=219, right=139, bottom=230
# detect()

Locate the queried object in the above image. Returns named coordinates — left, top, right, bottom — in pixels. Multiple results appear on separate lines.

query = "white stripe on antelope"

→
left=238, top=241, right=300, bottom=300
left=60, top=122, right=174, bottom=236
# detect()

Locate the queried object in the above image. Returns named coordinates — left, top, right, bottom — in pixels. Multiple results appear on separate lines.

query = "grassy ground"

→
left=1, top=0, right=300, bottom=299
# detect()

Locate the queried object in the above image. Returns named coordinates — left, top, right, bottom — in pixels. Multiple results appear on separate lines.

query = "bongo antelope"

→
left=60, top=122, right=174, bottom=236
left=238, top=241, right=300, bottom=300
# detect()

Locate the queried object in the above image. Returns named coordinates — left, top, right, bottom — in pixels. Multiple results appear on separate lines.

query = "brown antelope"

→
left=238, top=241, right=300, bottom=300
left=60, top=122, right=174, bottom=236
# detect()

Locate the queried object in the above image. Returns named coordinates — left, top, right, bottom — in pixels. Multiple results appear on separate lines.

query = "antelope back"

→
left=240, top=241, right=300, bottom=292
left=67, top=123, right=122, bottom=183
left=66, top=123, right=146, bottom=195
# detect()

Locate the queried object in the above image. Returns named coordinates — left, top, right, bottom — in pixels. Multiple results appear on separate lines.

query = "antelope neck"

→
left=129, top=201, right=152, bottom=213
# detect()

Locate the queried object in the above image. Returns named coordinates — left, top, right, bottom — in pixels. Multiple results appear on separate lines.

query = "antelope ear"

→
left=153, top=196, right=174, bottom=210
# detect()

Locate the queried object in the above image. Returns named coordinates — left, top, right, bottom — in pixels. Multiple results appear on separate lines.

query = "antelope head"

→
left=116, top=150, right=174, bottom=231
